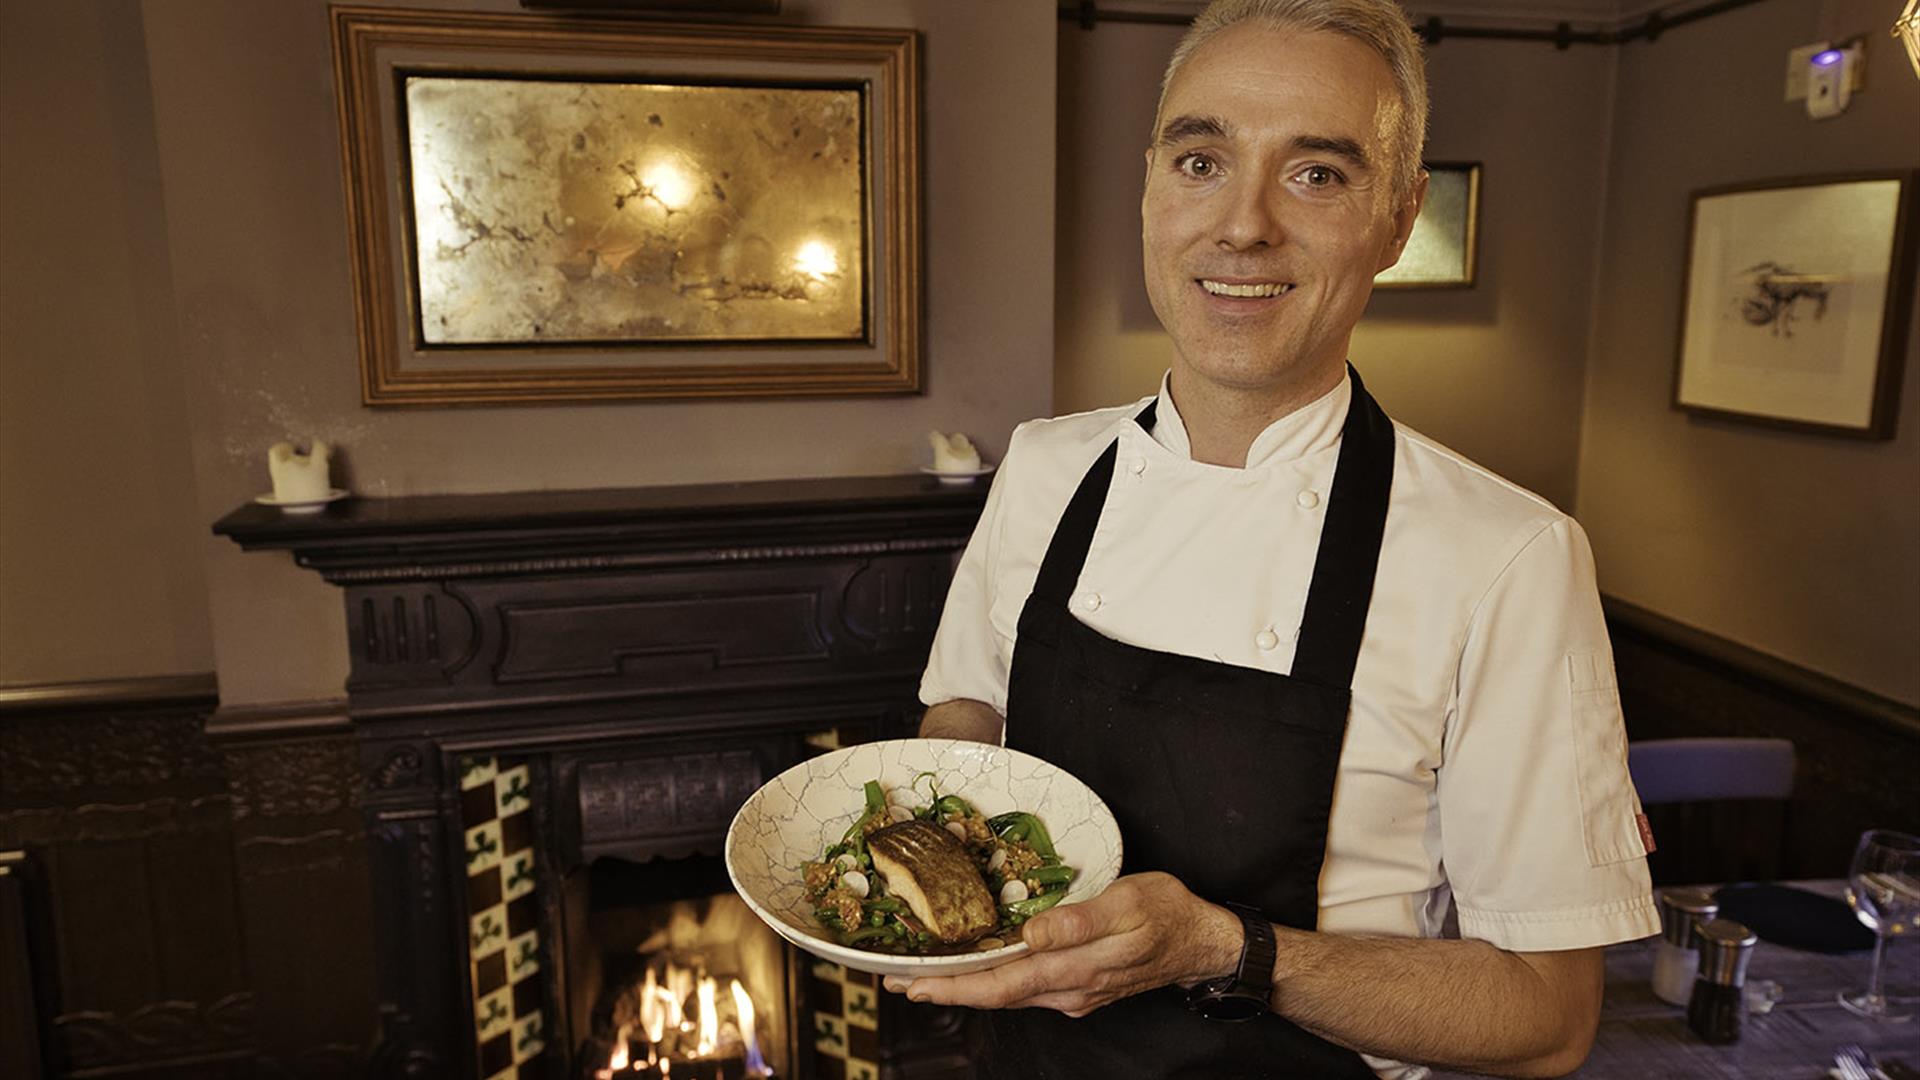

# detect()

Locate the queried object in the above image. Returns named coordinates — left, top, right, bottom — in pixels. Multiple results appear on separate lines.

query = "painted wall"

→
left=1577, top=0, right=1920, bottom=706
left=0, top=0, right=214, bottom=685
left=1054, top=20, right=1617, bottom=510
left=117, top=0, right=1056, bottom=705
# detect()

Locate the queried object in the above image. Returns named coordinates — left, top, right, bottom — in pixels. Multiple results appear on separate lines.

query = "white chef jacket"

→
left=920, top=372, right=1659, bottom=1070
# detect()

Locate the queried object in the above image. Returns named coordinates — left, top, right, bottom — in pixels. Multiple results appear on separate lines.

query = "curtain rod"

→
left=1059, top=0, right=1773, bottom=48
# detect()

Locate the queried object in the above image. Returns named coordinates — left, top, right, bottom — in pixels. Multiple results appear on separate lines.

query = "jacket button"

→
left=1255, top=629, right=1279, bottom=651
left=1129, top=457, right=1147, bottom=475
left=1297, top=490, right=1321, bottom=509
left=1080, top=593, right=1103, bottom=612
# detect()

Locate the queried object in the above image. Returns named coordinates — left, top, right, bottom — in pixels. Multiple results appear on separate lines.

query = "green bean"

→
left=1001, top=891, right=1068, bottom=918
left=1024, top=865, right=1076, bottom=885
left=989, top=812, right=1057, bottom=860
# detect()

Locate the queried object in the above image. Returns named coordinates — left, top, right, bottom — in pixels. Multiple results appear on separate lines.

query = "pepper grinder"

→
left=1652, top=888, right=1718, bottom=1006
left=1685, top=917, right=1757, bottom=1044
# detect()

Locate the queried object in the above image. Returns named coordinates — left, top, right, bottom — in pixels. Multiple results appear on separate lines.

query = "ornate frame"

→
left=331, top=6, right=920, bottom=406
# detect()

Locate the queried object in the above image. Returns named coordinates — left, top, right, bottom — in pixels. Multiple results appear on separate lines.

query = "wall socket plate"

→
left=1786, top=39, right=1867, bottom=101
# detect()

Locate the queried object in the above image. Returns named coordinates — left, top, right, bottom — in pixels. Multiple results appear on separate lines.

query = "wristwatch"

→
left=1185, top=901, right=1276, bottom=1022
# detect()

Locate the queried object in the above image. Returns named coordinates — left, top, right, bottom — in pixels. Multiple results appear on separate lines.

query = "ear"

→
left=1375, top=168, right=1429, bottom=274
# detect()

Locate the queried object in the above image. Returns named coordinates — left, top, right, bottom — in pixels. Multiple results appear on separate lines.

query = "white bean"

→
left=946, top=820, right=970, bottom=842
left=999, top=879, right=1029, bottom=905
left=975, top=937, right=1005, bottom=951
left=835, top=852, right=858, bottom=871
left=841, top=871, right=870, bottom=898
left=987, top=848, right=1008, bottom=873
left=888, top=805, right=914, bottom=823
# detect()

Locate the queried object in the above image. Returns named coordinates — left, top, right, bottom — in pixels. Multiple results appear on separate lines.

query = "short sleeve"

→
left=1437, top=516, right=1660, bottom=952
left=918, top=429, right=1021, bottom=715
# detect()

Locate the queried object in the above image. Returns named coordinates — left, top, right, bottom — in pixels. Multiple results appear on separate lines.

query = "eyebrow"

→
left=1155, top=114, right=1227, bottom=146
left=1291, top=134, right=1373, bottom=172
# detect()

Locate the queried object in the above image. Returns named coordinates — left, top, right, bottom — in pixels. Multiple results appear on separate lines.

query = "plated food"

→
left=725, top=738, right=1122, bottom=977
left=802, top=775, right=1077, bottom=954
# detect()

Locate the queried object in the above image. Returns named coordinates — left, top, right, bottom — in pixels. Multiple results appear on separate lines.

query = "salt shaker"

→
left=1685, top=917, right=1757, bottom=1044
left=1652, top=888, right=1718, bottom=1006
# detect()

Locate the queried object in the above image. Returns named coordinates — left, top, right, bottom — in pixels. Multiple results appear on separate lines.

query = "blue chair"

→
left=1628, top=737, right=1796, bottom=804
left=1628, top=737, right=1796, bottom=885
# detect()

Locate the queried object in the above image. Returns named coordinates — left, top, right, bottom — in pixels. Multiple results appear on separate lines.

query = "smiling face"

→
left=1142, top=23, right=1424, bottom=411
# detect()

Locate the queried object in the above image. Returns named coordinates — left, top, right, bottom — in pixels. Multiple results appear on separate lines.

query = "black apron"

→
left=986, top=368, right=1396, bottom=1079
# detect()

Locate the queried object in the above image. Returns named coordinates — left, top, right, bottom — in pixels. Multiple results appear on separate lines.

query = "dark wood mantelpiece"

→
left=213, top=474, right=990, bottom=581
left=213, top=474, right=989, bottom=720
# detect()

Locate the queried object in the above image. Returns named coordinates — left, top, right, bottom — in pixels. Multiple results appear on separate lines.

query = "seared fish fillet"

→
left=868, top=820, right=997, bottom=944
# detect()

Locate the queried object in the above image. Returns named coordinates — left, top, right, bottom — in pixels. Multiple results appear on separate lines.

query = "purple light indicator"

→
left=1813, top=49, right=1844, bottom=66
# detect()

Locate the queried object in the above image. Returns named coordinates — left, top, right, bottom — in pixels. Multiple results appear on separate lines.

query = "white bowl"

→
left=725, top=738, right=1122, bottom=978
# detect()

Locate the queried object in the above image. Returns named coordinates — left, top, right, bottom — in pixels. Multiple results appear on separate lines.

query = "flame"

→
left=598, top=1023, right=631, bottom=1078
left=732, top=978, right=770, bottom=1076
left=695, top=977, right=720, bottom=1055
left=619, top=958, right=772, bottom=1075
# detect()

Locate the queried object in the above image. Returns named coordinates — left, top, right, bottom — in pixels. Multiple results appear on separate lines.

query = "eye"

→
left=1297, top=165, right=1344, bottom=188
left=1173, top=152, right=1219, bottom=180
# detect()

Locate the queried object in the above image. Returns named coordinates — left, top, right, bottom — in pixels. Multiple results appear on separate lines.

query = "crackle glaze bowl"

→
left=725, top=738, right=1123, bottom=978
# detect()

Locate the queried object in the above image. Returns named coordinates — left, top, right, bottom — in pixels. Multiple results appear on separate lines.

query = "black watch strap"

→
left=1186, top=902, right=1275, bottom=1022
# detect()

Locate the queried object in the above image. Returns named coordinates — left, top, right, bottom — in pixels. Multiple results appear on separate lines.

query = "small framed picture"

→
left=1374, top=161, right=1480, bottom=290
left=1674, top=172, right=1918, bottom=439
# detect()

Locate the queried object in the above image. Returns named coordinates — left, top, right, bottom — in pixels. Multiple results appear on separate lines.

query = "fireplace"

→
left=215, top=476, right=987, bottom=1079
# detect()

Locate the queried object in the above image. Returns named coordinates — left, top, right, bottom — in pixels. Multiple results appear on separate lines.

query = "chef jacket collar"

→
left=1145, top=368, right=1351, bottom=469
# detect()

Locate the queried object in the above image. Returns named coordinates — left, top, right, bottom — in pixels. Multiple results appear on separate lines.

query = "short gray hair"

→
left=1157, top=0, right=1429, bottom=202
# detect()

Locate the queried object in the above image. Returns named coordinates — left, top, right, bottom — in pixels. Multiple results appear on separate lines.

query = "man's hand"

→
left=882, top=872, right=1240, bottom=1017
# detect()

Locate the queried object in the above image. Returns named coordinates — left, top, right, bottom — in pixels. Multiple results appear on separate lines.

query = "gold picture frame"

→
left=331, top=6, right=920, bottom=406
left=1374, top=161, right=1480, bottom=290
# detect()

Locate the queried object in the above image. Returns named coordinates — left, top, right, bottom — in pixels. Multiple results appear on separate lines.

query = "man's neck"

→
left=1168, top=363, right=1347, bottom=468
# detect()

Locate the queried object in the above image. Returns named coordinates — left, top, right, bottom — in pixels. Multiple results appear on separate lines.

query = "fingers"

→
left=883, top=955, right=1065, bottom=1010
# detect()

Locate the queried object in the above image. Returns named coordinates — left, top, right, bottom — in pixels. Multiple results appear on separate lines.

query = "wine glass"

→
left=1838, top=828, right=1920, bottom=1020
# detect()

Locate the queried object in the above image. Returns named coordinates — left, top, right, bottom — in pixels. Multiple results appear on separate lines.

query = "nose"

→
left=1216, top=172, right=1284, bottom=251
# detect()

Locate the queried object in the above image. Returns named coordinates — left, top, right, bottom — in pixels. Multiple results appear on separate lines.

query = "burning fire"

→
left=596, top=963, right=771, bottom=1079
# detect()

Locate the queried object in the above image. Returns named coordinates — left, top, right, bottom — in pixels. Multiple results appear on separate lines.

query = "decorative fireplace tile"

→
left=461, top=753, right=546, bottom=1080
left=811, top=959, right=881, bottom=1080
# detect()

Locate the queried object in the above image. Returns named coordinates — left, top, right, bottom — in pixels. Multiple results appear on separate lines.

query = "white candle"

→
left=268, top=441, right=332, bottom=502
left=927, top=431, right=980, bottom=473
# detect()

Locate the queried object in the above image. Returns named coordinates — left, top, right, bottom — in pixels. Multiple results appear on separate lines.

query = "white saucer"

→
left=255, top=488, right=350, bottom=514
left=920, top=464, right=996, bottom=484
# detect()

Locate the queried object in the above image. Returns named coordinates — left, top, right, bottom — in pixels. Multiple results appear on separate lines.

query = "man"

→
left=887, top=1, right=1659, bottom=1077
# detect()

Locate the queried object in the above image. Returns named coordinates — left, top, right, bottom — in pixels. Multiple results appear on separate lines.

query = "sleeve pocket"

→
left=1566, top=651, right=1648, bottom=867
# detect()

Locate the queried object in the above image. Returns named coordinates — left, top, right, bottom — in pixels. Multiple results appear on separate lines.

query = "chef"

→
left=885, top=0, right=1660, bottom=1076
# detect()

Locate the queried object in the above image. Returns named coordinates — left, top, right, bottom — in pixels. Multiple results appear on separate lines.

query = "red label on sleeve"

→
left=1635, top=813, right=1657, bottom=854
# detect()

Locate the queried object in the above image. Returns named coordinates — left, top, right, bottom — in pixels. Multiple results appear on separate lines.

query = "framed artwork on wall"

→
left=331, top=6, right=920, bottom=406
left=1374, top=161, right=1480, bottom=290
left=1673, top=171, right=1918, bottom=439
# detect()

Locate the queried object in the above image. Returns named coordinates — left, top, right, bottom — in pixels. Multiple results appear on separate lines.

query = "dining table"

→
left=1428, top=881, right=1919, bottom=1079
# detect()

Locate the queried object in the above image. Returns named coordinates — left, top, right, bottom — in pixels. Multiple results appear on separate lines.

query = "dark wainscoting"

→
left=1605, top=597, right=1920, bottom=883
left=0, top=676, right=254, bottom=1078
left=0, top=681, right=381, bottom=1079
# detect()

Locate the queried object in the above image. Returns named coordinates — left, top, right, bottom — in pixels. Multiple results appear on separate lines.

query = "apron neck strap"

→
left=1289, top=366, right=1395, bottom=689
left=1029, top=400, right=1156, bottom=606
